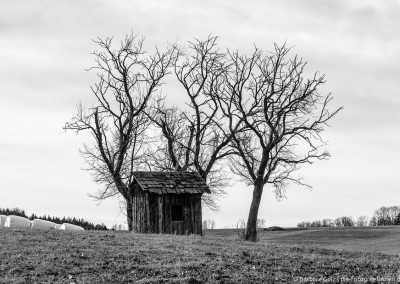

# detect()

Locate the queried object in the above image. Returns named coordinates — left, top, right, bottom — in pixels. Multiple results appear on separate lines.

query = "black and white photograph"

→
left=1, top=0, right=399, bottom=283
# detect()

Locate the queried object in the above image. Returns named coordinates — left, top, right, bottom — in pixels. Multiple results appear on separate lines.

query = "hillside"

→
left=1, top=228, right=400, bottom=283
left=207, top=226, right=400, bottom=255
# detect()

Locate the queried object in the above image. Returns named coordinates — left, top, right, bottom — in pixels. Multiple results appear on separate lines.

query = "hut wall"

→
left=132, top=184, right=204, bottom=235
left=132, top=184, right=150, bottom=233
left=148, top=193, right=159, bottom=233
left=153, top=193, right=203, bottom=235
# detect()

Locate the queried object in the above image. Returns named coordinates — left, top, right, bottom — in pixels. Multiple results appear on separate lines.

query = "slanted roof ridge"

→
left=131, top=171, right=210, bottom=194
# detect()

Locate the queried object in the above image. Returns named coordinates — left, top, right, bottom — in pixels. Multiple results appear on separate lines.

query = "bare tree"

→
left=64, top=33, right=173, bottom=230
left=203, top=219, right=216, bottom=229
left=147, top=36, right=242, bottom=210
left=334, top=217, right=343, bottom=227
left=339, top=216, right=354, bottom=227
left=321, top=218, right=334, bottom=227
left=297, top=221, right=310, bottom=228
left=356, top=216, right=369, bottom=227
left=217, top=44, right=342, bottom=241
left=372, top=206, right=400, bottom=226
left=297, top=218, right=334, bottom=228
left=369, top=216, right=378, bottom=226
left=310, top=220, right=322, bottom=227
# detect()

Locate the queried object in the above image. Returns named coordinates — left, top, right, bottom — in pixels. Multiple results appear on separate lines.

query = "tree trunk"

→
left=126, top=196, right=133, bottom=231
left=245, top=181, right=264, bottom=241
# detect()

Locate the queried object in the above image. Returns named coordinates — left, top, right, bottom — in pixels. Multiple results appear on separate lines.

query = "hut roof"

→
left=132, top=171, right=210, bottom=194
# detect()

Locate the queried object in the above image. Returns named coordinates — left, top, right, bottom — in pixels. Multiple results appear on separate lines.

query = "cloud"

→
left=0, top=0, right=399, bottom=227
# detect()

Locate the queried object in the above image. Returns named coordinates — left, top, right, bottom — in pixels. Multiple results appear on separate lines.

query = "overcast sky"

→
left=1, top=0, right=399, bottom=228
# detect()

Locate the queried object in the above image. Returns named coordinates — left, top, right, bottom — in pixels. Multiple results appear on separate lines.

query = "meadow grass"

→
left=1, top=227, right=400, bottom=283
left=207, top=226, right=400, bottom=255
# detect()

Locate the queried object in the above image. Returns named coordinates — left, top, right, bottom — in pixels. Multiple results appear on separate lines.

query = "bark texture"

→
left=245, top=181, right=264, bottom=241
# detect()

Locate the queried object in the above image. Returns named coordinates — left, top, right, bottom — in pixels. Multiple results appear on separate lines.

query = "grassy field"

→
left=1, top=227, right=400, bottom=283
left=207, top=226, right=400, bottom=255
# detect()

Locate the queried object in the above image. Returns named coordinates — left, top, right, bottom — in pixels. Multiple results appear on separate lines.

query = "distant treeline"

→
left=0, top=207, right=108, bottom=230
left=298, top=206, right=400, bottom=228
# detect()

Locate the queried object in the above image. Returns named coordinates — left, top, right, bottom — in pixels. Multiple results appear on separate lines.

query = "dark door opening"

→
left=171, top=205, right=184, bottom=221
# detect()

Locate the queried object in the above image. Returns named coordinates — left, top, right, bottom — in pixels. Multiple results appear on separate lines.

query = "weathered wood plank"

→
left=195, top=194, right=202, bottom=235
left=132, top=182, right=204, bottom=236
left=164, top=195, right=170, bottom=234
left=158, top=195, right=163, bottom=233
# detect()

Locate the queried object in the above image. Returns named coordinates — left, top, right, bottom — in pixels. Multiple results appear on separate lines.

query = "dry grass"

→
left=207, top=226, right=400, bottom=255
left=1, top=228, right=400, bottom=283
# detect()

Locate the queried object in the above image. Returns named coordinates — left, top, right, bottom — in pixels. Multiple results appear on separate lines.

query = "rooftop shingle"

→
left=132, top=171, right=210, bottom=195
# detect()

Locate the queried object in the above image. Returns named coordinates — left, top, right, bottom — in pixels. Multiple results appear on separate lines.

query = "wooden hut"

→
left=131, top=171, right=210, bottom=235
